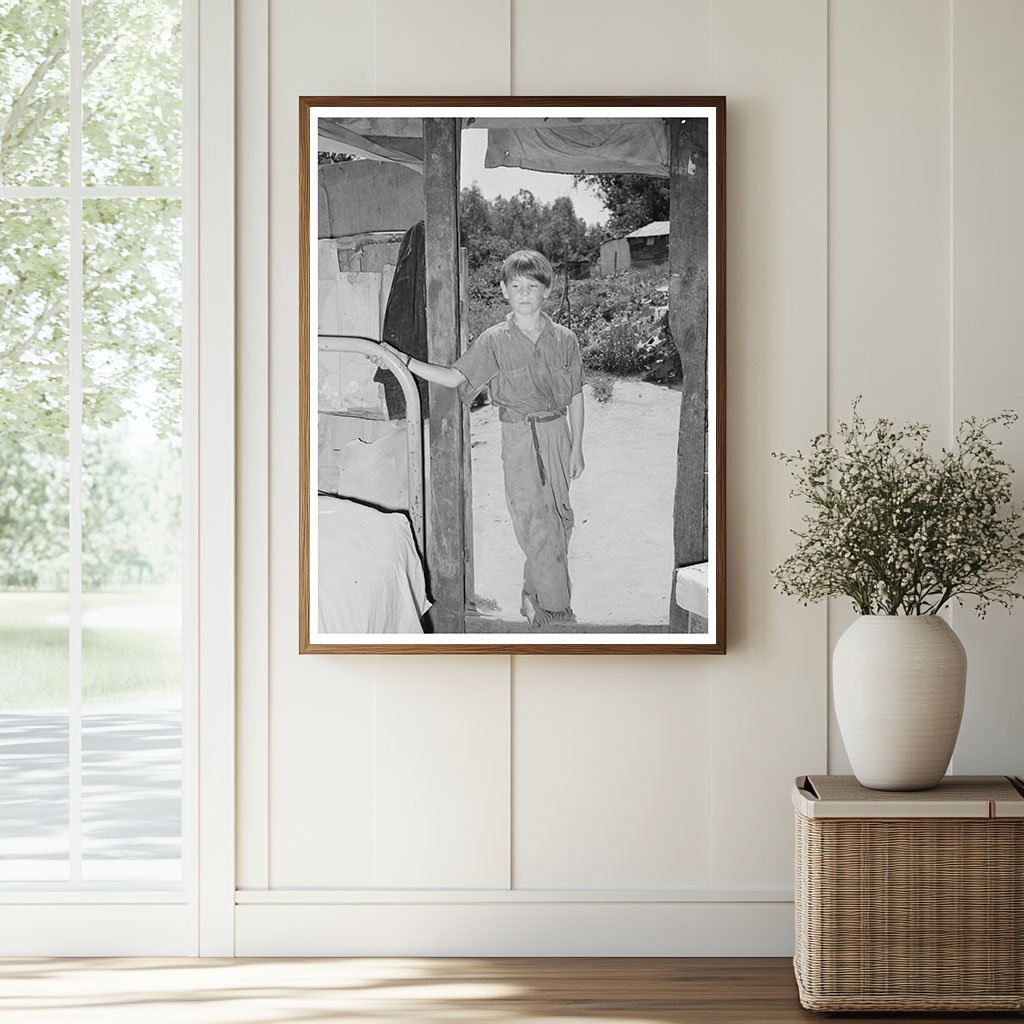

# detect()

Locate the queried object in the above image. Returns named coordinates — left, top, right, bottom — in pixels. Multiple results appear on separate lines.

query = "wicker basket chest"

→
left=793, top=774, right=1024, bottom=1012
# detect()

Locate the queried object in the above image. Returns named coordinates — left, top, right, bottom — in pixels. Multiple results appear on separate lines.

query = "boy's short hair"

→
left=501, top=249, right=553, bottom=288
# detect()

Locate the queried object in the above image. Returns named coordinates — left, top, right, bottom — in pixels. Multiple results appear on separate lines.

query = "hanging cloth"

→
left=374, top=220, right=429, bottom=419
left=484, top=123, right=670, bottom=177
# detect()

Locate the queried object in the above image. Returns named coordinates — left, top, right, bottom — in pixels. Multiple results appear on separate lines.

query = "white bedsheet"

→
left=317, top=496, right=430, bottom=634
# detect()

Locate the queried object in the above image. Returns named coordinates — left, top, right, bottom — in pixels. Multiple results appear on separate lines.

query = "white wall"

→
left=234, top=0, right=1024, bottom=956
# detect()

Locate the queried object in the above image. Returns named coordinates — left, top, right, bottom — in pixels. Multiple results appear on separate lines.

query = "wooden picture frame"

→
left=300, top=97, right=725, bottom=653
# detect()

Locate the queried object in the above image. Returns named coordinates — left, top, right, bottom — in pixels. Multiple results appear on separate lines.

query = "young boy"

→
left=381, top=249, right=585, bottom=627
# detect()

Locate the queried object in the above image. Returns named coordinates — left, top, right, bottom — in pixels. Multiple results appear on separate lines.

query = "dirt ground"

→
left=468, top=380, right=681, bottom=627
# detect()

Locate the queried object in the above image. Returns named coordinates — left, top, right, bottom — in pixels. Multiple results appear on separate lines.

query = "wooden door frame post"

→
left=422, top=118, right=466, bottom=632
left=458, top=245, right=476, bottom=609
left=668, top=116, right=710, bottom=633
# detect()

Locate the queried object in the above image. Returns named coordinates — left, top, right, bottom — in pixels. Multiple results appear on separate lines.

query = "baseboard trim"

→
left=235, top=900, right=795, bottom=956
left=236, top=887, right=792, bottom=904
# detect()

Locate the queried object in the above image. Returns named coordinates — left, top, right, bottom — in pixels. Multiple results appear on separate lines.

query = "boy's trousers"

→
left=500, top=411, right=573, bottom=613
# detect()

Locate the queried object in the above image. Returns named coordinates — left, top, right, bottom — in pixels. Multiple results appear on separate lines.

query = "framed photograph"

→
left=299, top=96, right=725, bottom=653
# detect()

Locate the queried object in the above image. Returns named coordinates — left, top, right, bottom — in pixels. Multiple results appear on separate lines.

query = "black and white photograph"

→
left=300, top=99, right=725, bottom=652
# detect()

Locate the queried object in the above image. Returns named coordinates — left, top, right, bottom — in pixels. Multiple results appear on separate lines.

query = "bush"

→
left=581, top=321, right=648, bottom=375
left=589, top=375, right=615, bottom=404
left=565, top=270, right=680, bottom=383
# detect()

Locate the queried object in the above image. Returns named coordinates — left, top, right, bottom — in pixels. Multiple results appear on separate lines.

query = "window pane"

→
left=0, top=199, right=70, bottom=880
left=81, top=198, right=181, bottom=883
left=81, top=652, right=181, bottom=883
left=82, top=0, right=181, bottom=186
left=0, top=0, right=70, bottom=186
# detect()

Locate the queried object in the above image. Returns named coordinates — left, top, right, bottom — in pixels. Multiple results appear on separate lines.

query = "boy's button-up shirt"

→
left=453, top=312, right=584, bottom=416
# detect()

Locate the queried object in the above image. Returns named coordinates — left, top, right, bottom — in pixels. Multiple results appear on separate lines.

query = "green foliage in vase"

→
left=772, top=400, right=1024, bottom=617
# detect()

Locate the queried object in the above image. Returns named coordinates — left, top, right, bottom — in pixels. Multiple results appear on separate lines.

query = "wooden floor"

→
left=0, top=957, right=1020, bottom=1023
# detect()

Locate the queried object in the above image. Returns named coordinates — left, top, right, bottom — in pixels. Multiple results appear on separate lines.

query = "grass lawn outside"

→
left=0, top=589, right=181, bottom=711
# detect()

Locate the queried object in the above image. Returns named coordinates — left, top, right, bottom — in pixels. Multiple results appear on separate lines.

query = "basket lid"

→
left=793, top=775, right=1024, bottom=819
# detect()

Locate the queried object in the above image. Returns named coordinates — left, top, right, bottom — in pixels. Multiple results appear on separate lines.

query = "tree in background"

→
left=1, top=0, right=183, bottom=590
left=1, top=0, right=181, bottom=186
left=459, top=185, right=599, bottom=271
left=0, top=1, right=69, bottom=185
left=0, top=440, right=68, bottom=588
left=459, top=174, right=672, bottom=272
left=573, top=173, right=670, bottom=237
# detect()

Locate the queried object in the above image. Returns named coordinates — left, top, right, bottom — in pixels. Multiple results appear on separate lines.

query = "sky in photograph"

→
left=459, top=128, right=609, bottom=226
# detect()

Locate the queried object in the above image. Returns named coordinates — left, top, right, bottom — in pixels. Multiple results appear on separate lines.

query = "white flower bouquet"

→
left=772, top=401, right=1024, bottom=616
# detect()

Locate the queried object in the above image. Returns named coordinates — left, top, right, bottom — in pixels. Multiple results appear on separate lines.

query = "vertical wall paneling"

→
left=234, top=0, right=1024, bottom=954
left=828, top=0, right=951, bottom=421
left=827, top=0, right=951, bottom=773
left=270, top=667, right=379, bottom=887
left=374, top=659, right=512, bottom=888
left=236, top=0, right=270, bottom=892
left=513, top=657, right=713, bottom=889
left=265, top=0, right=377, bottom=888
left=949, top=0, right=1024, bottom=777
left=708, top=0, right=828, bottom=889
left=511, top=0, right=712, bottom=96
left=375, top=0, right=510, bottom=96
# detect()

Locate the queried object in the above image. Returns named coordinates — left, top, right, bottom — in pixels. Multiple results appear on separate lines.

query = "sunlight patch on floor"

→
left=0, top=958, right=681, bottom=1024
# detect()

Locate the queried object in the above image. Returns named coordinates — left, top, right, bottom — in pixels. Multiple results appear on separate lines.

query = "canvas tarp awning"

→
left=483, top=123, right=669, bottom=177
left=318, top=117, right=671, bottom=177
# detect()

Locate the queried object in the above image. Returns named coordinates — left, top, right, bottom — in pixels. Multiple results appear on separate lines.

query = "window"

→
left=0, top=0, right=192, bottom=890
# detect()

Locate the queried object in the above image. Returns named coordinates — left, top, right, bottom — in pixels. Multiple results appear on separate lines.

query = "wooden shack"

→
left=599, top=235, right=631, bottom=276
left=599, top=220, right=670, bottom=276
left=625, top=220, right=670, bottom=268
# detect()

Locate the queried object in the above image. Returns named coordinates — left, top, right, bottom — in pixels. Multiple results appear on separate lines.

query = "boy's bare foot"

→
left=531, top=605, right=576, bottom=628
left=521, top=593, right=576, bottom=628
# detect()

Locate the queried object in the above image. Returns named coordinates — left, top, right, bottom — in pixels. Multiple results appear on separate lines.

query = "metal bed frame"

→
left=317, top=334, right=425, bottom=554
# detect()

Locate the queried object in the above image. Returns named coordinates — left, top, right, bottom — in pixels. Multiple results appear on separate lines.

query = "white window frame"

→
left=194, top=0, right=236, bottom=958
left=0, top=0, right=235, bottom=956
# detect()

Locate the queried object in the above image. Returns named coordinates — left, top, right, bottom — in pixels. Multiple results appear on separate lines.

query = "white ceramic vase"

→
left=833, top=615, right=967, bottom=791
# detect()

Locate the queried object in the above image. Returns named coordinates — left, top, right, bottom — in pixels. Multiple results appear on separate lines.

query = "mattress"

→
left=317, top=495, right=430, bottom=634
